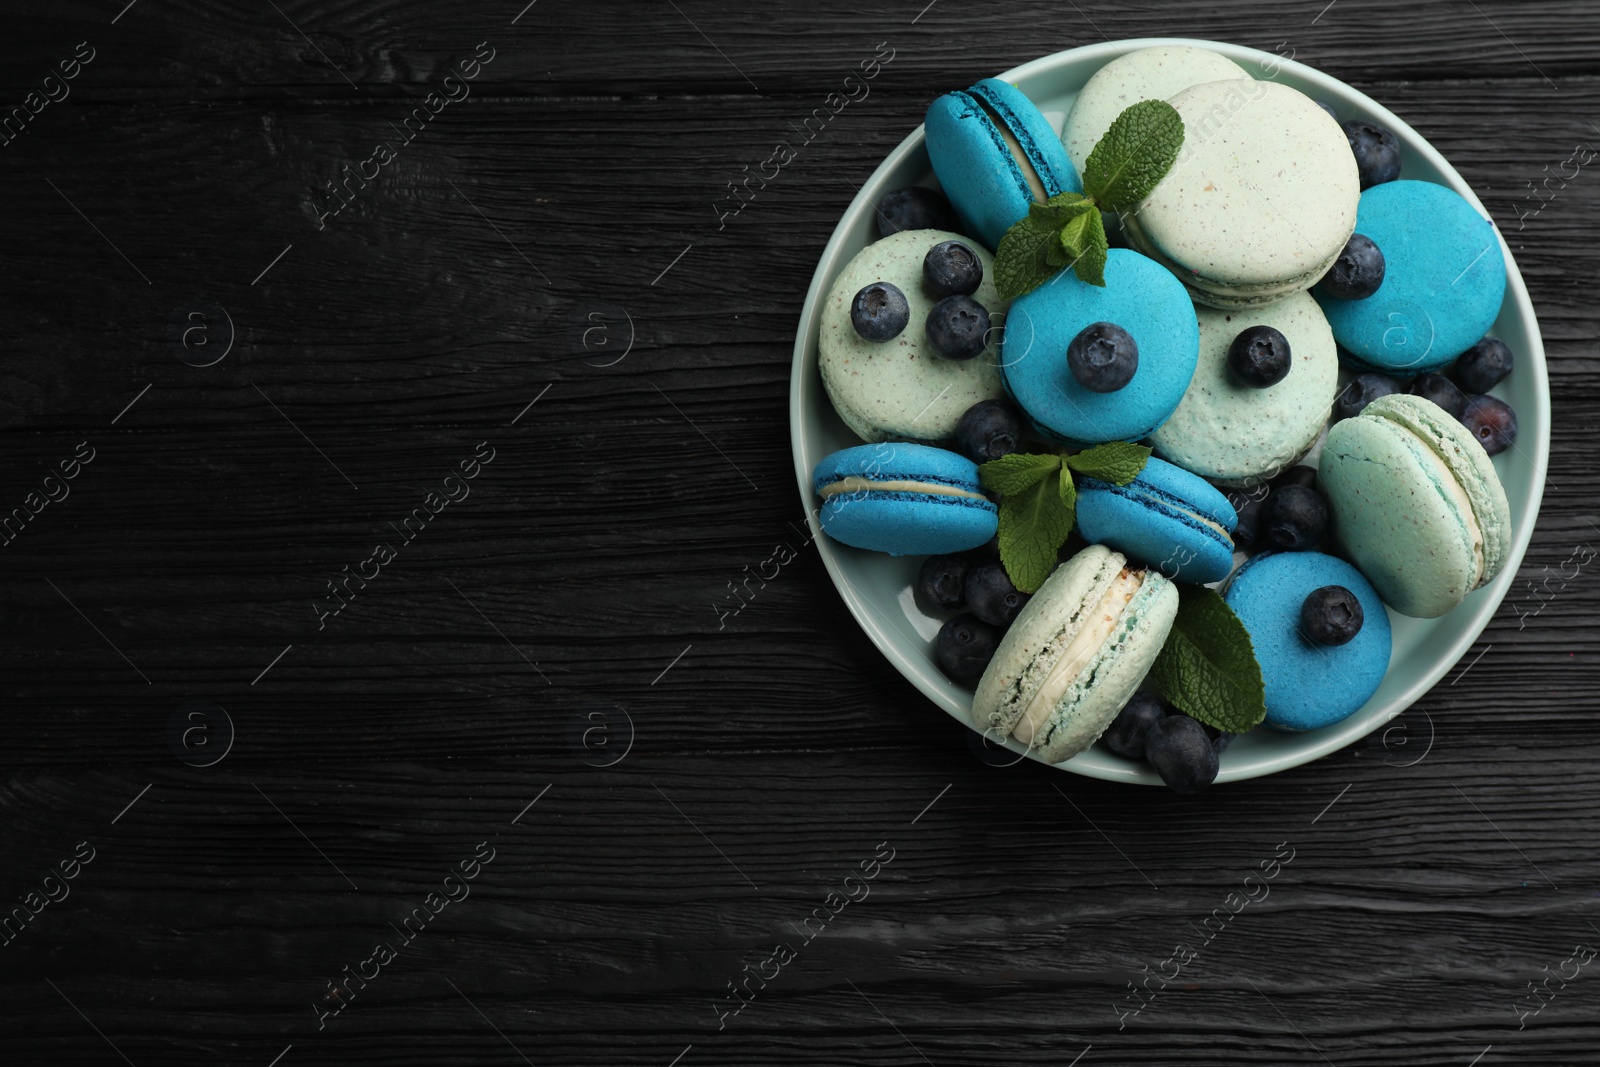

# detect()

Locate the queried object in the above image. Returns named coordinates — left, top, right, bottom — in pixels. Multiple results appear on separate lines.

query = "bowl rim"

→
left=788, top=37, right=1550, bottom=785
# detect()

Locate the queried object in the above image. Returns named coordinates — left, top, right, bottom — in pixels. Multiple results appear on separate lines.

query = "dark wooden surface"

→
left=2, top=1, right=1599, bottom=1064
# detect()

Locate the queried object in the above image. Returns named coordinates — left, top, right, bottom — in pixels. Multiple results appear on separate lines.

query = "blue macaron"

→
left=1074, top=456, right=1237, bottom=584
left=1224, top=551, right=1392, bottom=731
left=1001, top=249, right=1200, bottom=447
left=925, top=78, right=1083, bottom=250
left=812, top=442, right=997, bottom=556
left=1315, top=180, right=1506, bottom=374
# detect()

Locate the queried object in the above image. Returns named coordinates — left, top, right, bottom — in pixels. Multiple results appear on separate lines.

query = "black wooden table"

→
left=2, top=1, right=1597, bottom=1064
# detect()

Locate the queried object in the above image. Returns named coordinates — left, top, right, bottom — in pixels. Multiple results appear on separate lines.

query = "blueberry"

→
left=850, top=282, right=910, bottom=343
left=1341, top=119, right=1402, bottom=189
left=935, top=613, right=1001, bottom=686
left=1230, top=492, right=1268, bottom=552
left=1209, top=727, right=1237, bottom=754
left=1321, top=234, right=1386, bottom=300
left=1461, top=394, right=1518, bottom=456
left=954, top=399, right=1024, bottom=464
left=966, top=559, right=1029, bottom=627
left=876, top=186, right=958, bottom=238
left=1067, top=321, right=1138, bottom=392
left=1300, top=584, right=1364, bottom=646
left=1228, top=325, right=1292, bottom=388
left=1264, top=484, right=1328, bottom=551
left=925, top=295, right=991, bottom=360
left=1315, top=101, right=1339, bottom=121
left=1334, top=372, right=1400, bottom=420
left=916, top=554, right=970, bottom=613
left=1101, top=692, right=1168, bottom=760
left=923, top=240, right=983, bottom=297
left=1271, top=465, right=1318, bottom=493
left=1144, top=714, right=1219, bottom=794
left=1407, top=372, right=1467, bottom=420
left=1454, top=337, right=1515, bottom=394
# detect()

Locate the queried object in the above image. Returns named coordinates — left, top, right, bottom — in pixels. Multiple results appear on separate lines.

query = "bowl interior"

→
left=789, top=38, right=1549, bottom=785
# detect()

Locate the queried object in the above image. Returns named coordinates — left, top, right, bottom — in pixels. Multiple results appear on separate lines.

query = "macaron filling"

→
left=818, top=476, right=987, bottom=502
left=1082, top=477, right=1235, bottom=551
left=957, top=88, right=1054, bottom=206
left=1379, top=420, right=1487, bottom=584
left=1010, top=567, right=1144, bottom=747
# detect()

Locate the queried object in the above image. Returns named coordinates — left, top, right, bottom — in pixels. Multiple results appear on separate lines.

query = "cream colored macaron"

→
left=1121, top=79, right=1359, bottom=310
left=972, top=545, right=1178, bottom=764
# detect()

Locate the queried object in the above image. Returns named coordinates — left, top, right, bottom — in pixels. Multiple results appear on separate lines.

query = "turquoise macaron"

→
left=1001, top=249, right=1201, bottom=447
left=1320, top=394, right=1512, bottom=618
left=925, top=78, right=1083, bottom=250
left=812, top=442, right=997, bottom=557
left=1224, top=551, right=1392, bottom=732
left=1074, top=456, right=1238, bottom=584
left=1315, top=180, right=1506, bottom=374
left=972, top=544, right=1178, bottom=763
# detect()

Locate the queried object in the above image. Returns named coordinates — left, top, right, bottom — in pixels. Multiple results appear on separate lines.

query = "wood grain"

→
left=2, top=0, right=1600, bottom=1064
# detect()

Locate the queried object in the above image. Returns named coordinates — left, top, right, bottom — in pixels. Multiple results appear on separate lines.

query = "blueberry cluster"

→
left=1334, top=334, right=1519, bottom=455
left=1101, top=692, right=1229, bottom=794
left=850, top=190, right=1000, bottom=361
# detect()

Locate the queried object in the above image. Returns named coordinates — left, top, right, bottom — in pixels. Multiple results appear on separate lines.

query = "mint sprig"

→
left=1065, top=441, right=1152, bottom=485
left=994, top=99, right=1184, bottom=299
left=1150, top=586, right=1267, bottom=733
left=979, top=442, right=1150, bottom=593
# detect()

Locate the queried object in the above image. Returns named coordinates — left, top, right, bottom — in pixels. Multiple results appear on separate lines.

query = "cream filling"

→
left=818, top=477, right=986, bottom=502
left=1121, top=209, right=1340, bottom=298
left=1388, top=422, right=1486, bottom=583
left=1011, top=568, right=1144, bottom=746
left=970, top=94, right=1047, bottom=204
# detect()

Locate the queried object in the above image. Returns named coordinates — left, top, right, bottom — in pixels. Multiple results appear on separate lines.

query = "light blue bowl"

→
left=789, top=38, right=1550, bottom=785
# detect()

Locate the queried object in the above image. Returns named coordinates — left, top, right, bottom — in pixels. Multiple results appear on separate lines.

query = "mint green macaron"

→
left=1320, top=394, right=1512, bottom=618
left=971, top=545, right=1178, bottom=764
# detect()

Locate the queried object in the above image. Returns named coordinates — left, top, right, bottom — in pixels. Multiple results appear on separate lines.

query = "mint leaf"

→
left=995, top=194, right=1095, bottom=300
left=997, top=469, right=1074, bottom=594
left=1057, top=462, right=1077, bottom=531
left=994, top=213, right=1063, bottom=301
left=1150, top=586, right=1267, bottom=733
left=1065, top=441, right=1152, bottom=486
left=979, top=452, right=1060, bottom=496
left=1082, top=99, right=1185, bottom=212
left=1072, top=210, right=1109, bottom=287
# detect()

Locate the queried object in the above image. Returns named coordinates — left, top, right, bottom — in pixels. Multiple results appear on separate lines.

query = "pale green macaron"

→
left=819, top=229, right=1006, bottom=443
left=1120, top=79, right=1359, bottom=310
left=1150, top=291, right=1339, bottom=486
left=1061, top=45, right=1250, bottom=174
left=1321, top=394, right=1512, bottom=618
left=972, top=545, right=1178, bottom=764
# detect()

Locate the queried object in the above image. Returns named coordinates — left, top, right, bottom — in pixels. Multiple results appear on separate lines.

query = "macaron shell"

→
left=969, top=79, right=1080, bottom=205
left=818, top=492, right=997, bottom=556
left=1074, top=470, right=1237, bottom=585
left=1150, top=291, right=1339, bottom=485
left=1029, top=569, right=1176, bottom=763
left=1062, top=45, right=1250, bottom=173
left=926, top=83, right=1082, bottom=250
left=818, top=229, right=1006, bottom=442
left=1224, top=551, right=1392, bottom=731
left=812, top=443, right=997, bottom=557
left=1123, top=79, right=1358, bottom=305
left=1350, top=394, right=1512, bottom=581
left=1315, top=180, right=1507, bottom=373
left=1001, top=248, right=1200, bottom=446
left=1320, top=400, right=1484, bottom=617
left=972, top=545, right=1178, bottom=763
left=973, top=545, right=1122, bottom=740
